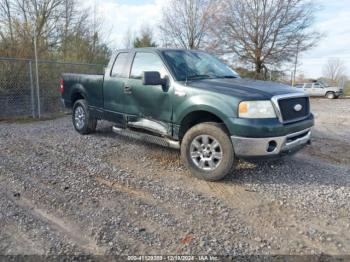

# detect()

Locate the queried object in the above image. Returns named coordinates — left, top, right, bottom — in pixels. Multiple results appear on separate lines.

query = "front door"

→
left=123, top=51, right=173, bottom=134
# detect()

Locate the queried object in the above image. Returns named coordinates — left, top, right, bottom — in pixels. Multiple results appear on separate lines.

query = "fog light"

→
left=267, top=141, right=277, bottom=152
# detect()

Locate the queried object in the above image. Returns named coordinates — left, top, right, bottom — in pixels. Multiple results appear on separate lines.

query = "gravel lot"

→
left=0, top=98, right=349, bottom=256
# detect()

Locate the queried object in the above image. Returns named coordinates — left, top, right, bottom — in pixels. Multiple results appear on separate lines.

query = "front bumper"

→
left=231, top=128, right=311, bottom=158
left=336, top=91, right=343, bottom=96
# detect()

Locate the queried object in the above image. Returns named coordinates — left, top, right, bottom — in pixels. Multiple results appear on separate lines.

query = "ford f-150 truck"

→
left=61, top=48, right=314, bottom=181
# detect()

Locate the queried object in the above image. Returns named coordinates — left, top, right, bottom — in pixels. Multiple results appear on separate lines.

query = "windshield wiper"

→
left=186, top=74, right=212, bottom=80
left=213, top=75, right=238, bottom=79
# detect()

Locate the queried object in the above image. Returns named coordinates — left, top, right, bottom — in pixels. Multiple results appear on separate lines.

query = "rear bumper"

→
left=231, top=128, right=311, bottom=158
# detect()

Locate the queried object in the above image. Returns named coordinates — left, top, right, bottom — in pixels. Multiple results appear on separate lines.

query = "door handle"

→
left=124, top=85, right=132, bottom=94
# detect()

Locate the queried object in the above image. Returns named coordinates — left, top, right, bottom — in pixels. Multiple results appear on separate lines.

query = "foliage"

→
left=322, top=58, right=347, bottom=84
left=133, top=26, right=157, bottom=48
left=344, top=81, right=350, bottom=96
left=0, top=0, right=110, bottom=64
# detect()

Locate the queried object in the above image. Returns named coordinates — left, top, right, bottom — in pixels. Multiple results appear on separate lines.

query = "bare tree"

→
left=122, top=27, right=134, bottom=49
left=159, top=0, right=216, bottom=49
left=0, top=0, right=110, bottom=63
left=213, top=0, right=321, bottom=79
left=322, top=58, right=347, bottom=84
left=0, top=0, right=14, bottom=44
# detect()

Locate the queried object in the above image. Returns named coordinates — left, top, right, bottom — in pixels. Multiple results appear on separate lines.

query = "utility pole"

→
left=34, top=26, right=41, bottom=118
left=92, top=0, right=97, bottom=60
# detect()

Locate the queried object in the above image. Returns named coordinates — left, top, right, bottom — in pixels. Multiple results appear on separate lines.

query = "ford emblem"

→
left=294, top=104, right=303, bottom=112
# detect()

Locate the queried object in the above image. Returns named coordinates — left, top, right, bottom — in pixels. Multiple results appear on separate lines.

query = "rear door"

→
left=103, top=52, right=131, bottom=122
left=123, top=51, right=173, bottom=129
left=312, top=83, right=325, bottom=96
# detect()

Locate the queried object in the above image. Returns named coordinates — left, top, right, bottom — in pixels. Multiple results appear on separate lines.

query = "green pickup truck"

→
left=61, top=48, right=314, bottom=181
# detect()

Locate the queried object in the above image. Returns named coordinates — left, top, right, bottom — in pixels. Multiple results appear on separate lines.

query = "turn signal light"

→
left=239, top=102, right=248, bottom=114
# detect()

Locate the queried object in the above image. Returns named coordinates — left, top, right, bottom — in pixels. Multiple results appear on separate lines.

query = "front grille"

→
left=278, top=97, right=310, bottom=123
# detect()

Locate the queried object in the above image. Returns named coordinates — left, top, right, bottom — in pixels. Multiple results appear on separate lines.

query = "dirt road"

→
left=0, top=98, right=349, bottom=256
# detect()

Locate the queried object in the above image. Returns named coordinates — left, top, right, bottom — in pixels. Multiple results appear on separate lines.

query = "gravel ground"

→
left=0, top=98, right=349, bottom=256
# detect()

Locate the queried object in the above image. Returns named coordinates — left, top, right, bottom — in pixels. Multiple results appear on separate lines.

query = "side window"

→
left=304, top=83, right=312, bottom=88
left=130, top=52, right=167, bottom=79
left=111, top=52, right=129, bottom=77
left=313, top=83, right=321, bottom=88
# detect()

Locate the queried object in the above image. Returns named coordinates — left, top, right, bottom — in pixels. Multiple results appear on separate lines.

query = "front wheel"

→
left=181, top=122, right=235, bottom=181
left=72, top=99, right=97, bottom=135
left=326, top=92, right=335, bottom=99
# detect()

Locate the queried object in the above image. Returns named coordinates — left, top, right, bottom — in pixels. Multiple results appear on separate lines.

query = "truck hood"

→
left=325, top=86, right=342, bottom=92
left=187, top=78, right=303, bottom=99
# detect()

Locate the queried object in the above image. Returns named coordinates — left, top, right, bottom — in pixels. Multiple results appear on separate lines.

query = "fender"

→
left=70, top=83, right=88, bottom=103
left=174, top=93, right=238, bottom=127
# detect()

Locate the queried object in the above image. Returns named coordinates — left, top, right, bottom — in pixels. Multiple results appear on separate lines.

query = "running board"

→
left=112, top=126, right=180, bottom=149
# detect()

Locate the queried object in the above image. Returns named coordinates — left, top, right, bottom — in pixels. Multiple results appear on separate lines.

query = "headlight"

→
left=238, top=100, right=276, bottom=119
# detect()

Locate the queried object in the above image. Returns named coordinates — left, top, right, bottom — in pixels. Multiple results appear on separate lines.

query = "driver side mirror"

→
left=142, top=71, right=167, bottom=87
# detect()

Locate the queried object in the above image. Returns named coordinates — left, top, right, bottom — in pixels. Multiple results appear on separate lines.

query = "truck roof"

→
left=114, top=47, right=199, bottom=53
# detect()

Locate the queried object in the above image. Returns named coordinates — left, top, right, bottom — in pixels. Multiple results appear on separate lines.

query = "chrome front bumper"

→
left=231, top=128, right=311, bottom=157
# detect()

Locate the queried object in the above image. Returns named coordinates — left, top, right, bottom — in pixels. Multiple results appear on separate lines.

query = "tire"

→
left=181, top=122, right=235, bottom=181
left=72, top=99, right=97, bottom=135
left=326, top=92, right=335, bottom=99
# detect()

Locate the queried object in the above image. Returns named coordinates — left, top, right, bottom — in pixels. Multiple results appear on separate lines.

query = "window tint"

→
left=130, top=52, right=166, bottom=79
left=313, top=83, right=321, bottom=88
left=111, top=53, right=128, bottom=77
left=304, top=83, right=312, bottom=88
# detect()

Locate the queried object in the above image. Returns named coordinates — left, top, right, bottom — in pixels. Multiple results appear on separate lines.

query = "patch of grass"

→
left=343, top=81, right=350, bottom=96
left=344, top=87, right=350, bottom=96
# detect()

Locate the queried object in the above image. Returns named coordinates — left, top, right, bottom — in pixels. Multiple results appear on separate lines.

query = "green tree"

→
left=133, top=26, right=157, bottom=48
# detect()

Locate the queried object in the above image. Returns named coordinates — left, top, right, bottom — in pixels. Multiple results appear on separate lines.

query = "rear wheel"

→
left=326, top=92, right=335, bottom=99
left=181, top=122, right=235, bottom=181
left=72, top=99, right=97, bottom=134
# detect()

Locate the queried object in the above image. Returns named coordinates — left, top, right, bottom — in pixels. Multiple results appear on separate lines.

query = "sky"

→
left=85, top=0, right=350, bottom=79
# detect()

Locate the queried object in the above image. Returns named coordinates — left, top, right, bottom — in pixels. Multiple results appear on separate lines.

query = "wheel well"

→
left=71, top=92, right=85, bottom=107
left=178, top=111, right=228, bottom=141
left=326, top=91, right=335, bottom=97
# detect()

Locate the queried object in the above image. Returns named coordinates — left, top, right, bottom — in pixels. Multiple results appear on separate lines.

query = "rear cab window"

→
left=111, top=52, right=129, bottom=78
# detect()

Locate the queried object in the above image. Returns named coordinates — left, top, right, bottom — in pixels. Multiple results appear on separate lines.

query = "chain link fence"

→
left=0, top=57, right=104, bottom=119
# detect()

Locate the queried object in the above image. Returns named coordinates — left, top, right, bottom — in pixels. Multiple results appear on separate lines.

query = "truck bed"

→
left=62, top=73, right=104, bottom=108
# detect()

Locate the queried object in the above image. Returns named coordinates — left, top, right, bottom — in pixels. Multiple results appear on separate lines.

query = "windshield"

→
left=317, top=80, right=329, bottom=87
left=162, top=50, right=239, bottom=81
